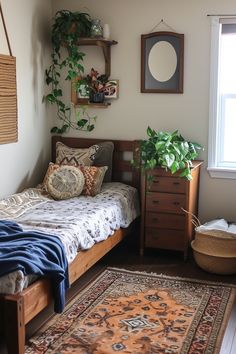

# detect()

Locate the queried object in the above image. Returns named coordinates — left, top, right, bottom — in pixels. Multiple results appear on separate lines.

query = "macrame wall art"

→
left=0, top=2, right=17, bottom=144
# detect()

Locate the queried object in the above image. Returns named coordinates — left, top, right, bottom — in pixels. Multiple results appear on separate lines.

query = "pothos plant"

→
left=134, top=127, right=203, bottom=180
left=43, top=10, right=96, bottom=134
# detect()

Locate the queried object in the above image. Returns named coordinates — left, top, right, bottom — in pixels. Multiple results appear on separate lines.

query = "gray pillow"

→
left=93, top=141, right=114, bottom=182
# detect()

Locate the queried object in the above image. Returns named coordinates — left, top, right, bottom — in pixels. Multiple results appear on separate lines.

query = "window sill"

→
left=207, top=167, right=236, bottom=179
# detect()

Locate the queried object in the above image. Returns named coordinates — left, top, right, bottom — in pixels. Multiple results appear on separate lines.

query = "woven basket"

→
left=191, top=245, right=236, bottom=275
left=193, top=230, right=236, bottom=257
left=191, top=229, right=236, bottom=274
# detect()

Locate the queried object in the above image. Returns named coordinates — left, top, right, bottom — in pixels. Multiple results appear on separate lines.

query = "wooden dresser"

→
left=140, top=161, right=202, bottom=259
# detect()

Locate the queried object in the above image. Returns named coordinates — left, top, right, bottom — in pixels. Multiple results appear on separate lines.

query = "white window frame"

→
left=208, top=17, right=236, bottom=179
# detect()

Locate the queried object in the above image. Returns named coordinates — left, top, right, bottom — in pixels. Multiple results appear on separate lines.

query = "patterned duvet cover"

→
left=0, top=182, right=139, bottom=294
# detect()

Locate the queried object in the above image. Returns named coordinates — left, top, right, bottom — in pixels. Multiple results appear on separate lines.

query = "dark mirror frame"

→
left=141, top=31, right=184, bottom=93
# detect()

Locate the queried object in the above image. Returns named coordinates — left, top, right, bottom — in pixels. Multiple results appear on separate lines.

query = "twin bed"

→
left=0, top=136, right=141, bottom=354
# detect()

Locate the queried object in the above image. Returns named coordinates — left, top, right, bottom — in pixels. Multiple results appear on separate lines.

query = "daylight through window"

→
left=208, top=17, right=236, bottom=178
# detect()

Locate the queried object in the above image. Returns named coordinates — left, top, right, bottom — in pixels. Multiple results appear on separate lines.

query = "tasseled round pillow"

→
left=47, top=165, right=85, bottom=200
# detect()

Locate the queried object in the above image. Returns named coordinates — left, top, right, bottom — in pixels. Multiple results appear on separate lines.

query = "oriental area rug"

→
left=25, top=268, right=236, bottom=354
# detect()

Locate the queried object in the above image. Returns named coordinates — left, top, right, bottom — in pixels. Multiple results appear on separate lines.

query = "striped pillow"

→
left=80, top=166, right=108, bottom=197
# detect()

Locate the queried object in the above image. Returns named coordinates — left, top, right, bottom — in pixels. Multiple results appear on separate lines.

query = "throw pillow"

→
left=55, top=141, right=99, bottom=166
left=43, top=162, right=59, bottom=191
left=80, top=166, right=108, bottom=197
left=46, top=165, right=85, bottom=200
left=93, top=141, right=114, bottom=182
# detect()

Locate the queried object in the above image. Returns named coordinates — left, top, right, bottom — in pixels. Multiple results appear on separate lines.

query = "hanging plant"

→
left=43, top=10, right=96, bottom=133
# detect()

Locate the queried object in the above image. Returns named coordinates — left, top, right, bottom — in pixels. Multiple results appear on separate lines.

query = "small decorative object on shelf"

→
left=103, top=23, right=110, bottom=39
left=104, top=80, right=119, bottom=99
left=77, top=84, right=89, bottom=100
left=90, top=92, right=105, bottom=103
left=91, top=19, right=103, bottom=38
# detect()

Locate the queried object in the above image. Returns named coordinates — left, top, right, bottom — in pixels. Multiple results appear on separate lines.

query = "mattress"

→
left=0, top=182, right=140, bottom=294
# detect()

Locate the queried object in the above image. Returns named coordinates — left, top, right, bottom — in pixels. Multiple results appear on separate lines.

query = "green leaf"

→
left=170, top=161, right=179, bottom=174
left=163, top=153, right=175, bottom=168
left=179, top=161, right=186, bottom=169
left=50, top=126, right=60, bottom=133
left=53, top=89, right=62, bottom=97
left=61, top=124, right=69, bottom=133
left=155, top=141, right=165, bottom=151
left=45, top=94, right=56, bottom=103
left=87, top=124, right=95, bottom=131
left=77, top=119, right=88, bottom=127
left=58, top=100, right=65, bottom=108
left=46, top=77, right=53, bottom=85
left=147, top=126, right=154, bottom=137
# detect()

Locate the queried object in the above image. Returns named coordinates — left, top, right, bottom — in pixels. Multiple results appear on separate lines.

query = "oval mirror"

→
left=148, top=41, right=177, bottom=82
left=141, top=31, right=184, bottom=93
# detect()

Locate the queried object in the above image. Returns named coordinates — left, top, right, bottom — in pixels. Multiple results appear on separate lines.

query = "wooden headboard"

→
left=51, top=136, right=141, bottom=190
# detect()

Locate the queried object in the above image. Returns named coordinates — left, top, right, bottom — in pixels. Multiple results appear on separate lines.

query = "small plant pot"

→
left=89, top=92, right=105, bottom=103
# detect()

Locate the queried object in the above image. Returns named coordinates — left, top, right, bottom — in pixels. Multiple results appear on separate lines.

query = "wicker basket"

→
left=191, top=229, right=236, bottom=274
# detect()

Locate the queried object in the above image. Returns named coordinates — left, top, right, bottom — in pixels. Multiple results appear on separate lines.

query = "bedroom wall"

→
left=0, top=0, right=52, bottom=198
left=51, top=0, right=236, bottom=223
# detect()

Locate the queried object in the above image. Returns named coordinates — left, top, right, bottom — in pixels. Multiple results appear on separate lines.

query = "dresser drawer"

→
left=147, top=176, right=186, bottom=194
left=146, top=193, right=186, bottom=214
left=145, top=212, right=185, bottom=230
left=145, top=228, right=185, bottom=251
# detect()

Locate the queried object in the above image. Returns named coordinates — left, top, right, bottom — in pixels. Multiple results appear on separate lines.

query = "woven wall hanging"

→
left=0, top=2, right=17, bottom=144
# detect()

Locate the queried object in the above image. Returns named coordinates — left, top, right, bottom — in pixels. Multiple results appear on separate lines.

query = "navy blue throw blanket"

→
left=0, top=220, right=69, bottom=313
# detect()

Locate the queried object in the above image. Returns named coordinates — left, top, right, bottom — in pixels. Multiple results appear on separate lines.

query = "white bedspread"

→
left=0, top=182, right=139, bottom=294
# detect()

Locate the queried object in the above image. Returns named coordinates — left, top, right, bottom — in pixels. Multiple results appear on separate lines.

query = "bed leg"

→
left=4, top=294, right=25, bottom=354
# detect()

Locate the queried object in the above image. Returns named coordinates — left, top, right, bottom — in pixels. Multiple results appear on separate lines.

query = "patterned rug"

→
left=25, top=268, right=236, bottom=354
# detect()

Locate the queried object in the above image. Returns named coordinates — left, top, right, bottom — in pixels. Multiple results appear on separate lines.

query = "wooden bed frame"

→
left=0, top=136, right=140, bottom=354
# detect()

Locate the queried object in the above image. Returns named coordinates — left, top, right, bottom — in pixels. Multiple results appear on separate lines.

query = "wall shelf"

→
left=75, top=99, right=111, bottom=108
left=77, top=38, right=118, bottom=77
left=71, top=38, right=118, bottom=107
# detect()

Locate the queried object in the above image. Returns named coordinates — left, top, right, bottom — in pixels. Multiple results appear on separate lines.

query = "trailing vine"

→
left=43, top=10, right=96, bottom=133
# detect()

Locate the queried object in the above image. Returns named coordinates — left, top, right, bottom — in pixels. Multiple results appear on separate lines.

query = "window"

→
left=208, top=17, right=236, bottom=178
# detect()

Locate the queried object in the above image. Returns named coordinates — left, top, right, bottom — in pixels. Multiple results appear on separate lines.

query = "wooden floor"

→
left=0, top=233, right=236, bottom=353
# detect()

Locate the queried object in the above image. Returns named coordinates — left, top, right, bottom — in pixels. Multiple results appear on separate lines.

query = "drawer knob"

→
left=152, top=200, right=159, bottom=204
left=173, top=182, right=180, bottom=185
left=173, top=201, right=180, bottom=205
left=153, top=180, right=159, bottom=184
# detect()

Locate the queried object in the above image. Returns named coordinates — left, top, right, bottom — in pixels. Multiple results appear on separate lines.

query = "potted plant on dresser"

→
left=136, top=127, right=203, bottom=260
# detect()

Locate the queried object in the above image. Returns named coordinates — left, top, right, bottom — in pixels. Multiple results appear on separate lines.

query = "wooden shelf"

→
left=77, top=38, right=118, bottom=46
left=71, top=38, right=118, bottom=108
left=75, top=100, right=111, bottom=108
left=77, top=38, right=117, bottom=77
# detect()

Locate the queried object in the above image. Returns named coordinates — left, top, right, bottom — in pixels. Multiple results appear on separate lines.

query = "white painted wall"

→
left=0, top=0, right=52, bottom=198
left=51, top=0, right=236, bottom=223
